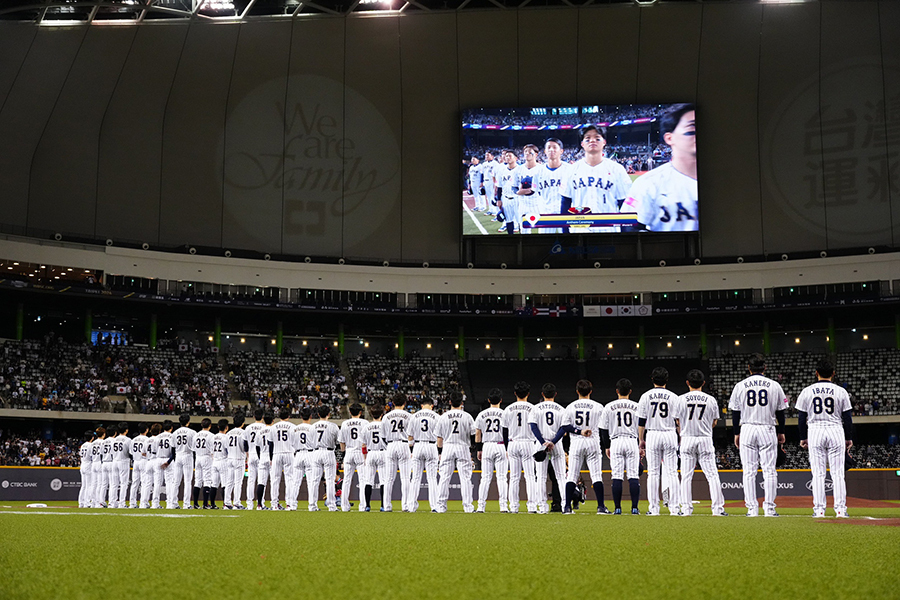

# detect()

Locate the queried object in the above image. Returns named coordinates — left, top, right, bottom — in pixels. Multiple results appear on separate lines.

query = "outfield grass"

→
left=1, top=501, right=898, bottom=600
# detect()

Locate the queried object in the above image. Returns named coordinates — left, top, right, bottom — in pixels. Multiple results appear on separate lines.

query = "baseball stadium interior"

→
left=0, top=0, right=898, bottom=596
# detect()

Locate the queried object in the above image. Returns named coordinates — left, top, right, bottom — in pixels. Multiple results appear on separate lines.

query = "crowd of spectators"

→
left=462, top=105, right=661, bottom=128
left=349, top=352, right=462, bottom=412
left=0, top=429, right=80, bottom=466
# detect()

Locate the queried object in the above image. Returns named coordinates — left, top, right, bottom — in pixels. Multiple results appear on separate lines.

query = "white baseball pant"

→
left=477, top=442, right=508, bottom=511
left=194, top=455, right=213, bottom=489
left=341, top=448, right=366, bottom=512
left=364, top=451, right=386, bottom=510
left=151, top=459, right=165, bottom=508
left=534, top=444, right=566, bottom=512
left=739, top=424, right=778, bottom=514
left=645, top=430, right=680, bottom=515
left=103, top=462, right=116, bottom=507
left=680, top=436, right=724, bottom=514
left=309, top=450, right=337, bottom=511
left=227, top=458, right=245, bottom=508
left=287, top=451, right=313, bottom=510
left=808, top=425, right=847, bottom=514
left=246, top=456, right=259, bottom=505
left=437, top=443, right=474, bottom=512
left=91, top=462, right=104, bottom=507
left=269, top=453, right=293, bottom=505
left=257, top=459, right=271, bottom=505
left=410, top=443, right=439, bottom=512
left=129, top=460, right=144, bottom=508
left=567, top=437, right=602, bottom=483
left=174, top=454, right=194, bottom=507
left=79, top=466, right=92, bottom=507
left=163, top=459, right=179, bottom=509
left=212, top=458, right=229, bottom=498
left=507, top=440, right=537, bottom=513
left=610, top=436, right=640, bottom=481
left=383, top=441, right=413, bottom=512
left=114, top=460, right=130, bottom=508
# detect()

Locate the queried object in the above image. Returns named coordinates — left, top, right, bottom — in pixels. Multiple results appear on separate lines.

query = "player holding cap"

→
left=211, top=419, right=230, bottom=510
left=503, top=381, right=538, bottom=514
left=192, top=418, right=215, bottom=509
left=287, top=408, right=315, bottom=511
left=678, top=370, right=726, bottom=516
left=224, top=414, right=246, bottom=510
left=409, top=396, right=440, bottom=512
left=339, top=403, right=368, bottom=512
left=172, top=413, right=196, bottom=509
left=243, top=409, right=267, bottom=509
left=308, top=405, right=340, bottom=511
left=602, top=379, right=642, bottom=515
left=638, top=368, right=684, bottom=516
left=795, top=358, right=853, bottom=518
left=529, top=384, right=567, bottom=514
left=269, top=408, right=295, bottom=511
left=382, top=394, right=414, bottom=512
left=78, top=430, right=95, bottom=508
left=474, top=388, right=508, bottom=513
left=435, top=391, right=476, bottom=513
left=729, top=354, right=788, bottom=517
left=562, top=380, right=610, bottom=515
left=113, top=422, right=131, bottom=509
left=128, top=423, right=151, bottom=509
left=362, top=404, right=388, bottom=512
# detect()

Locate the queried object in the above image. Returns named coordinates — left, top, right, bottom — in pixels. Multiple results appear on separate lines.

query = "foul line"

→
left=0, top=510, right=239, bottom=518
left=463, top=202, right=488, bottom=235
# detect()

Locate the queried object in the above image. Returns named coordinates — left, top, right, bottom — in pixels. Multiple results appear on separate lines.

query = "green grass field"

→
left=2, top=501, right=899, bottom=600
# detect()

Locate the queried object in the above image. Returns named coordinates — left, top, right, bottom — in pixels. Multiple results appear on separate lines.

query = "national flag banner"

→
left=533, top=307, right=550, bottom=316
left=584, top=304, right=652, bottom=317
left=178, top=344, right=188, bottom=352
left=618, top=306, right=633, bottom=316
left=521, top=213, right=640, bottom=228
left=116, top=386, right=127, bottom=394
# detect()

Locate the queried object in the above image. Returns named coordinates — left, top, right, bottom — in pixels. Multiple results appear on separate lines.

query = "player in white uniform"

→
left=156, top=421, right=177, bottom=509
left=172, top=414, right=196, bottom=509
left=288, top=408, right=315, bottom=511
left=361, top=404, right=388, bottom=512
left=253, top=412, right=274, bottom=509
left=495, top=150, right=520, bottom=233
left=562, top=380, right=610, bottom=514
left=530, top=138, right=574, bottom=234
left=339, top=403, right=368, bottom=512
left=435, top=391, right=476, bottom=513
left=624, top=104, right=698, bottom=232
left=309, top=405, right=340, bottom=511
left=795, top=358, right=854, bottom=518
left=678, top=370, right=726, bottom=516
left=269, top=409, right=295, bottom=511
left=78, top=430, right=95, bottom=508
left=128, top=423, right=151, bottom=509
left=99, top=425, right=115, bottom=508
left=474, top=389, right=508, bottom=513
left=503, top=381, right=538, bottom=514
left=145, top=423, right=162, bottom=509
left=602, top=379, right=642, bottom=515
left=529, top=384, right=567, bottom=514
left=468, top=157, right=486, bottom=212
left=113, top=423, right=132, bottom=509
left=211, top=419, right=230, bottom=510
left=225, top=414, right=247, bottom=509
left=409, top=397, right=440, bottom=512
left=637, top=368, right=685, bottom=516
left=90, top=427, right=105, bottom=508
left=382, top=394, right=414, bottom=512
left=193, top=418, right=215, bottom=509
left=728, top=353, right=788, bottom=517
left=243, top=409, right=267, bottom=509
left=561, top=125, right=632, bottom=233
left=514, top=144, right=542, bottom=233
left=482, top=152, right=499, bottom=215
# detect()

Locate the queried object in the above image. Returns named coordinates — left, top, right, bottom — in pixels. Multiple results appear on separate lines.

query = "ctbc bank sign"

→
left=0, top=469, right=81, bottom=501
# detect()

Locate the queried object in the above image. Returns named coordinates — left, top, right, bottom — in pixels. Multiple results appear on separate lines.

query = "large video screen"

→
left=461, top=104, right=698, bottom=236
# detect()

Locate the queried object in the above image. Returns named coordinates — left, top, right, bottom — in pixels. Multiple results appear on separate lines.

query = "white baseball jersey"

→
left=527, top=401, right=565, bottom=442
left=148, top=436, right=159, bottom=460
left=363, top=421, right=387, bottom=452
left=728, top=374, right=788, bottom=425
left=795, top=382, right=852, bottom=426
left=244, top=422, right=267, bottom=460
left=410, top=409, right=439, bottom=443
left=468, top=163, right=484, bottom=187
left=89, top=439, right=102, bottom=464
left=562, top=398, right=606, bottom=437
left=515, top=163, right=542, bottom=216
left=194, top=430, right=214, bottom=457
left=532, top=162, right=574, bottom=215
left=156, top=431, right=173, bottom=461
left=436, top=409, right=475, bottom=445
left=100, top=438, right=113, bottom=463
left=271, top=421, right=295, bottom=454
left=678, top=391, right=719, bottom=438
left=212, top=432, right=228, bottom=461
left=502, top=402, right=534, bottom=441
left=382, top=409, right=412, bottom=443
left=173, top=426, right=196, bottom=456
left=624, top=163, right=698, bottom=232
left=339, top=418, right=367, bottom=450
left=602, top=399, right=640, bottom=438
left=293, top=423, right=315, bottom=452
left=113, top=435, right=131, bottom=461
left=484, top=159, right=500, bottom=186
left=497, top=164, right=519, bottom=199
left=130, top=435, right=149, bottom=462
left=562, top=157, right=632, bottom=232
left=637, top=388, right=682, bottom=431
left=225, top=428, right=246, bottom=460
left=79, top=441, right=92, bottom=466
left=313, top=421, right=340, bottom=449
left=474, top=407, right=504, bottom=443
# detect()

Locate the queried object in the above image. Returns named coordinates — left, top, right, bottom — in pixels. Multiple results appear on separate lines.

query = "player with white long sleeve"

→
left=113, top=423, right=132, bottom=509
left=409, top=397, right=440, bottom=512
left=193, top=418, right=215, bottom=509
left=382, top=394, right=413, bottom=512
left=128, top=423, right=151, bottom=509
left=503, top=381, right=538, bottom=514
left=90, top=427, right=105, bottom=508
left=435, top=391, right=476, bottom=513
left=729, top=353, right=788, bottom=517
left=287, top=408, right=315, bottom=511
left=211, top=419, right=230, bottom=510
left=678, top=370, right=726, bottom=516
left=362, top=404, right=388, bottom=512
left=339, top=403, right=368, bottom=512
left=602, top=379, right=642, bottom=515
left=78, top=430, right=94, bottom=508
left=309, top=405, right=340, bottom=511
left=561, top=380, right=610, bottom=515
left=637, top=368, right=685, bottom=516
left=795, top=358, right=853, bottom=518
left=243, top=409, right=266, bottom=509
left=99, top=425, right=116, bottom=508
left=253, top=412, right=274, bottom=510
left=225, top=414, right=247, bottom=510
left=172, top=413, right=196, bottom=509
left=269, top=409, right=295, bottom=511
left=529, top=384, right=567, bottom=514
left=474, top=389, right=508, bottom=513
left=156, top=421, right=177, bottom=509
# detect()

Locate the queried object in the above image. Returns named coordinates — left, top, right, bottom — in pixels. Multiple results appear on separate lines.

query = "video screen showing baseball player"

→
left=461, top=103, right=699, bottom=236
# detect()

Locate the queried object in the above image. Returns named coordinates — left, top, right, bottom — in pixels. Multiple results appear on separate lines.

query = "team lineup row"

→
left=75, top=354, right=853, bottom=517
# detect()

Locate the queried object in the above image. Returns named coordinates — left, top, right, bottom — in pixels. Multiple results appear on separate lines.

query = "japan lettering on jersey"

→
left=468, top=163, right=484, bottom=187
left=503, top=402, right=534, bottom=441
left=795, top=382, right=851, bottom=427
left=562, top=399, right=606, bottom=438
left=532, top=162, right=574, bottom=215
left=173, top=426, right=196, bottom=455
left=79, top=441, right=92, bottom=463
left=637, top=389, right=682, bottom=431
left=225, top=428, right=246, bottom=459
left=113, top=435, right=131, bottom=461
left=100, top=438, right=113, bottom=462
left=562, top=158, right=632, bottom=232
left=156, top=431, right=173, bottom=459
left=528, top=401, right=565, bottom=441
left=339, top=418, right=367, bottom=450
left=728, top=375, right=788, bottom=426
left=474, top=407, right=504, bottom=443
left=601, top=399, right=640, bottom=438
left=194, top=430, right=214, bottom=456
left=363, top=422, right=387, bottom=452
left=678, top=391, right=719, bottom=437
left=313, top=421, right=340, bottom=449
left=383, top=409, right=411, bottom=442
left=411, top=409, right=438, bottom=443
left=436, top=409, right=475, bottom=446
left=497, top=164, right=519, bottom=198
left=624, top=163, right=698, bottom=232
left=271, top=421, right=295, bottom=454
left=293, top=423, right=315, bottom=451
left=212, top=433, right=228, bottom=460
left=515, top=164, right=542, bottom=215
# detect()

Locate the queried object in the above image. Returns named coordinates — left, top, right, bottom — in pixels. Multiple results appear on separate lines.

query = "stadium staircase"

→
left=338, top=356, right=361, bottom=418
left=221, top=354, right=248, bottom=415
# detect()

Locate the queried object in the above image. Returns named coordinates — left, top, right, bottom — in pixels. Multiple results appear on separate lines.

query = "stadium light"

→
left=608, top=344, right=613, bottom=349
